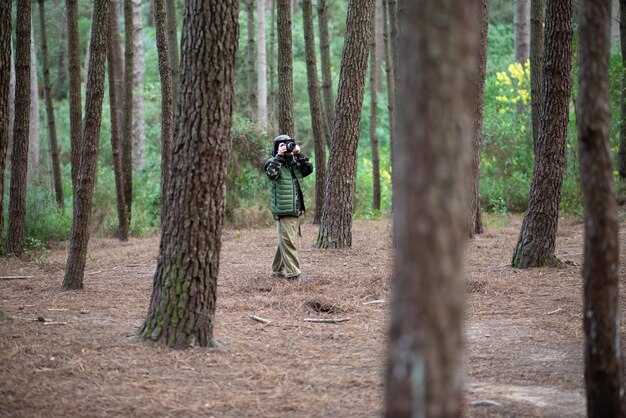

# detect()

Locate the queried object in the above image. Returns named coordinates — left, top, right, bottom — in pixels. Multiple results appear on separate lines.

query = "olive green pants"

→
left=271, top=216, right=301, bottom=278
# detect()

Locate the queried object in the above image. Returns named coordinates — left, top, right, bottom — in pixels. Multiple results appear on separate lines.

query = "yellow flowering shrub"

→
left=495, top=60, right=531, bottom=108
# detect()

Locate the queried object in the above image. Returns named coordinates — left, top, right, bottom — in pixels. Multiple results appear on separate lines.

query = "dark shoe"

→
left=286, top=274, right=314, bottom=282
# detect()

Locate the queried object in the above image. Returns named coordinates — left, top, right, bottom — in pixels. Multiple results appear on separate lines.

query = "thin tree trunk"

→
left=62, top=0, right=109, bottom=290
left=469, top=0, right=489, bottom=238
left=0, top=1, right=11, bottom=252
left=147, top=0, right=155, bottom=27
left=153, top=0, right=174, bottom=227
left=318, top=0, right=334, bottom=146
left=277, top=0, right=294, bottom=136
left=56, top=1, right=68, bottom=100
left=7, top=0, right=32, bottom=257
left=8, top=37, right=15, bottom=163
left=515, top=0, right=531, bottom=63
left=383, top=0, right=395, bottom=173
left=302, top=0, right=328, bottom=224
left=67, top=0, right=82, bottom=192
left=369, top=17, right=381, bottom=211
left=165, top=0, right=179, bottom=104
left=246, top=0, right=257, bottom=120
left=531, top=0, right=545, bottom=151
left=257, top=0, right=268, bottom=129
left=108, top=0, right=129, bottom=241
left=122, top=0, right=134, bottom=226
left=28, top=23, right=40, bottom=180
left=618, top=0, right=626, bottom=178
left=132, top=0, right=145, bottom=170
left=109, top=0, right=125, bottom=142
left=269, top=0, right=277, bottom=125
left=385, top=1, right=479, bottom=415
left=38, top=0, right=64, bottom=210
left=374, top=0, right=383, bottom=91
left=578, top=0, right=626, bottom=415
left=511, top=0, right=573, bottom=269
left=388, top=0, right=398, bottom=81
left=316, top=0, right=374, bottom=249
left=139, top=0, right=239, bottom=349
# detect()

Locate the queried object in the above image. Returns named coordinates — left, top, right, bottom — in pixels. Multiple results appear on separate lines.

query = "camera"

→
left=285, top=141, right=297, bottom=151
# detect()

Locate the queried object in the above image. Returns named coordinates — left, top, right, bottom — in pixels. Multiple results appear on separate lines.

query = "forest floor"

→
left=1, top=214, right=625, bottom=417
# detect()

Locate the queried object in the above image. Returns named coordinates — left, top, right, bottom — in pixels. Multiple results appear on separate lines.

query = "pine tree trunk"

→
left=512, top=0, right=573, bottom=269
left=122, top=0, right=134, bottom=226
left=369, top=18, right=381, bottom=211
left=317, top=0, right=334, bottom=146
left=109, top=0, right=125, bottom=142
left=246, top=0, right=257, bottom=120
left=147, top=0, right=155, bottom=27
left=38, top=0, right=64, bottom=210
left=277, top=0, right=294, bottom=136
left=8, top=37, right=15, bottom=161
left=374, top=0, right=383, bottom=91
left=56, top=2, right=68, bottom=100
left=302, top=0, right=328, bottom=224
left=618, top=0, right=626, bottom=178
left=139, top=0, right=239, bottom=349
left=28, top=24, right=40, bottom=180
left=67, top=0, right=82, bottom=192
left=165, top=0, right=179, bottom=104
left=383, top=0, right=396, bottom=173
left=269, top=0, right=277, bottom=125
left=0, top=1, right=11, bottom=252
left=257, top=0, right=268, bottom=129
left=108, top=1, right=129, bottom=241
left=132, top=0, right=145, bottom=170
left=7, top=0, right=32, bottom=257
left=316, top=0, right=374, bottom=249
left=153, top=0, right=174, bottom=227
left=578, top=1, right=626, bottom=415
left=515, top=0, right=531, bottom=63
left=531, top=0, right=545, bottom=151
left=469, top=0, right=489, bottom=238
left=385, top=1, right=479, bottom=415
left=62, top=0, right=109, bottom=290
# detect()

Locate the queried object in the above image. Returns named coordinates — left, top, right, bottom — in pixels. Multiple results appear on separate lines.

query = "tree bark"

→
left=62, top=0, right=109, bottom=290
left=28, top=23, right=40, bottom=180
left=511, top=0, right=573, bottom=269
left=269, top=0, right=277, bottom=125
left=139, top=0, right=239, bottom=349
left=316, top=0, right=374, bottom=249
left=0, top=1, right=11, bottom=253
left=56, top=1, right=68, bottom=100
left=165, top=0, right=179, bottom=105
left=7, top=0, right=32, bottom=257
left=469, top=0, right=489, bottom=238
left=383, top=0, right=396, bottom=174
left=109, top=0, right=125, bottom=143
left=303, top=0, right=328, bottom=224
left=108, top=0, right=129, bottom=241
left=122, top=0, right=134, bottom=226
left=257, top=0, right=268, bottom=130
left=618, top=0, right=626, bottom=178
left=318, top=0, right=334, bottom=146
left=38, top=0, right=64, bottom=210
left=67, top=0, right=82, bottom=192
left=515, top=0, right=531, bottom=63
left=385, top=1, right=479, bottom=415
left=277, top=0, right=294, bottom=136
left=132, top=0, right=145, bottom=170
left=374, top=0, right=384, bottom=91
left=153, top=0, right=174, bottom=227
left=246, top=0, right=257, bottom=120
left=369, top=16, right=381, bottom=212
left=578, top=0, right=626, bottom=415
left=531, top=0, right=545, bottom=151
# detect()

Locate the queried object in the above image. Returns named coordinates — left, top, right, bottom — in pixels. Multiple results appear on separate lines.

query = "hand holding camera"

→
left=277, top=140, right=300, bottom=155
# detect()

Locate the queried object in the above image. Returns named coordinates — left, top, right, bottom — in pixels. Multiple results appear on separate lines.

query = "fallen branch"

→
left=251, top=315, right=271, bottom=324
left=362, top=299, right=385, bottom=305
left=47, top=308, right=68, bottom=312
left=0, top=276, right=34, bottom=280
left=304, top=317, right=351, bottom=324
left=43, top=321, right=68, bottom=326
left=469, top=400, right=502, bottom=407
left=86, top=270, right=103, bottom=276
left=546, top=308, right=562, bottom=315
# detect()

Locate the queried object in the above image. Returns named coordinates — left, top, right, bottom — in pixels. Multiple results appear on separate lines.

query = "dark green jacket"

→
left=265, top=153, right=313, bottom=217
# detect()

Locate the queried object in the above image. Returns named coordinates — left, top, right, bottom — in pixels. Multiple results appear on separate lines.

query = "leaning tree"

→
left=316, top=0, right=374, bottom=249
left=511, top=0, right=573, bottom=268
left=139, top=0, right=239, bottom=349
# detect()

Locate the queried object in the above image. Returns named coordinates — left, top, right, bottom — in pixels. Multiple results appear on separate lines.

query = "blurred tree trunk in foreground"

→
left=0, top=1, right=11, bottom=253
